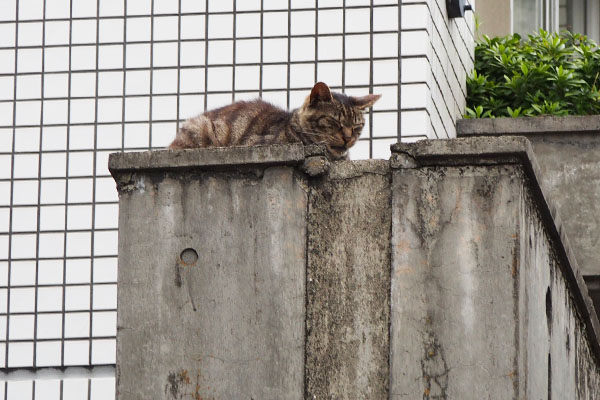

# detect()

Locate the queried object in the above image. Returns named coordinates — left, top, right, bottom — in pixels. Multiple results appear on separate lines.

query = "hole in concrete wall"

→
left=180, top=248, right=198, bottom=266
left=546, top=287, right=552, bottom=333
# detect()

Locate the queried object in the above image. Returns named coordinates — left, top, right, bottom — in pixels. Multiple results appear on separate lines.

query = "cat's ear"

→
left=309, top=82, right=333, bottom=105
left=353, top=94, right=381, bottom=110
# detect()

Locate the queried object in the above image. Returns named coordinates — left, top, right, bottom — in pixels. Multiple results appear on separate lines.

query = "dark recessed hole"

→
left=180, top=248, right=198, bottom=266
left=546, top=287, right=552, bottom=333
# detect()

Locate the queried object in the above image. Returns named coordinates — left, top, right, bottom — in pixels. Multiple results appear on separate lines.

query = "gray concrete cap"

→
left=391, top=135, right=537, bottom=165
left=457, top=115, right=600, bottom=136
left=108, top=143, right=329, bottom=176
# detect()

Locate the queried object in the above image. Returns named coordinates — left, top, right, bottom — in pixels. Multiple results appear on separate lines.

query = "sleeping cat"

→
left=169, top=82, right=380, bottom=160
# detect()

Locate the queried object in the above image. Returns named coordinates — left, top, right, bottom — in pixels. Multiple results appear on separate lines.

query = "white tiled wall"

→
left=0, top=0, right=475, bottom=397
left=401, top=0, right=474, bottom=139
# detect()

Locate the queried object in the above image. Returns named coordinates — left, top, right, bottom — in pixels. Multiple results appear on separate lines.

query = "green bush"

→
left=465, top=30, right=600, bottom=118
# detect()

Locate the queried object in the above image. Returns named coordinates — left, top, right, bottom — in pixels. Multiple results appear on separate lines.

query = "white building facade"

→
left=0, top=0, right=474, bottom=398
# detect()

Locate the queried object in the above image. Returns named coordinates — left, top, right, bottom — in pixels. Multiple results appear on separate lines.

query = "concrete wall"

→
left=115, top=166, right=307, bottom=399
left=391, top=164, right=522, bottom=398
left=305, top=160, right=391, bottom=398
left=390, top=137, right=600, bottom=398
left=110, top=137, right=600, bottom=399
left=402, top=0, right=475, bottom=139
left=457, top=116, right=600, bottom=277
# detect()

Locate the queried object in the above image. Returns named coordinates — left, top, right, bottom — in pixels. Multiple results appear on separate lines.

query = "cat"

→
left=169, top=82, right=380, bottom=160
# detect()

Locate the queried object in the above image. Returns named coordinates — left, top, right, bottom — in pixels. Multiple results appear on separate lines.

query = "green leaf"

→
left=506, top=106, right=522, bottom=117
left=467, top=30, right=600, bottom=118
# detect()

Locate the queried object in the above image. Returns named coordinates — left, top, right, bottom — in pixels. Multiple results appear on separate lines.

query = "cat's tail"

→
left=168, top=134, right=190, bottom=150
left=168, top=124, right=193, bottom=149
left=168, top=136, right=184, bottom=149
left=169, top=116, right=219, bottom=149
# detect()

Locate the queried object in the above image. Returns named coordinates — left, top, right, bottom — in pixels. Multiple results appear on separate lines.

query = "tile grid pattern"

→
left=0, top=0, right=474, bottom=398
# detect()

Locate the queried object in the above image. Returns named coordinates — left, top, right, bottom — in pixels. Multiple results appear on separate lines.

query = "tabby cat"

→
left=169, top=82, right=380, bottom=160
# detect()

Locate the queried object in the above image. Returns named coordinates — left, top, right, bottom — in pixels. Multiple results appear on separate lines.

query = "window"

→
left=563, top=0, right=600, bottom=42
left=514, top=0, right=600, bottom=43
left=513, top=0, right=559, bottom=36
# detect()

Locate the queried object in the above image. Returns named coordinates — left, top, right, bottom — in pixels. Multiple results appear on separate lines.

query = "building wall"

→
left=475, top=0, right=512, bottom=37
left=403, top=0, right=474, bottom=140
left=0, top=1, right=476, bottom=397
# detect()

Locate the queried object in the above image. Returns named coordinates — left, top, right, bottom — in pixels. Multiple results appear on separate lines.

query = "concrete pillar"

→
left=305, top=160, right=391, bottom=398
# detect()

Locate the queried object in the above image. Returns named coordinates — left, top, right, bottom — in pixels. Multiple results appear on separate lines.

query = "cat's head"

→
left=296, top=82, right=381, bottom=160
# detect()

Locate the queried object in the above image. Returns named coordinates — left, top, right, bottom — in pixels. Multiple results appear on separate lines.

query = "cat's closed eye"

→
left=326, top=117, right=342, bottom=128
left=317, top=115, right=341, bottom=128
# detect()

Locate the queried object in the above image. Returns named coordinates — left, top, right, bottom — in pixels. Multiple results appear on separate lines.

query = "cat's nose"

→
left=342, top=127, right=352, bottom=141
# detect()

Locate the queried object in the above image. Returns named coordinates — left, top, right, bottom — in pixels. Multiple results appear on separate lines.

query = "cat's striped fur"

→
left=169, top=82, right=380, bottom=160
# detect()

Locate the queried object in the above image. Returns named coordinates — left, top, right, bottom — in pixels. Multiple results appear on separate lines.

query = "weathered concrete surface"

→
left=457, top=118, right=600, bottom=277
left=109, top=143, right=327, bottom=172
left=111, top=137, right=600, bottom=399
left=524, top=134, right=600, bottom=277
left=391, top=137, right=600, bottom=399
left=457, top=115, right=600, bottom=136
left=114, top=166, right=307, bottom=399
left=391, top=165, right=521, bottom=398
left=305, top=160, right=391, bottom=399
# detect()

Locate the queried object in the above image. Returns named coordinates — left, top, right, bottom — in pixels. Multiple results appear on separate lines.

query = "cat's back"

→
left=171, top=99, right=291, bottom=149
left=206, top=99, right=282, bottom=120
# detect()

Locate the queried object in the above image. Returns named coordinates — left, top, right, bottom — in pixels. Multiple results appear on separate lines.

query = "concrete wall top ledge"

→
left=391, top=135, right=537, bottom=166
left=393, top=135, right=600, bottom=363
left=457, top=115, right=600, bottom=136
left=108, top=143, right=328, bottom=176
